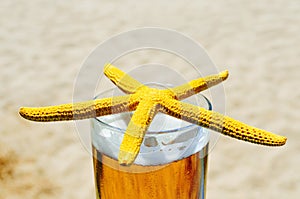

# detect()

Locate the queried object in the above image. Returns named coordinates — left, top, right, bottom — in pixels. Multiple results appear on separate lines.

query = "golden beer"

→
left=92, top=145, right=208, bottom=199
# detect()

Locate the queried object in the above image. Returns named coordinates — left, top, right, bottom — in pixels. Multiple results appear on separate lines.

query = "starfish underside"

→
left=19, top=64, right=287, bottom=165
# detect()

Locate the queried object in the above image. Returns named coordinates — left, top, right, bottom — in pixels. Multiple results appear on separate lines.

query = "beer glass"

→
left=91, top=86, right=211, bottom=199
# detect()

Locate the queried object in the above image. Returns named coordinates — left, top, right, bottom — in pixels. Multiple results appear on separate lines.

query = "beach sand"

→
left=1, top=0, right=299, bottom=198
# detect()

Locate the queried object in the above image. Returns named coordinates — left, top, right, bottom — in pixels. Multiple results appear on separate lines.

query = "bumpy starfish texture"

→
left=19, top=64, right=287, bottom=165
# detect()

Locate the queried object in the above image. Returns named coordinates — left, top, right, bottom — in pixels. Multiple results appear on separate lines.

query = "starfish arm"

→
left=104, top=64, right=144, bottom=94
left=169, top=70, right=229, bottom=100
left=118, top=100, right=159, bottom=165
left=19, top=95, right=137, bottom=122
left=161, top=99, right=287, bottom=146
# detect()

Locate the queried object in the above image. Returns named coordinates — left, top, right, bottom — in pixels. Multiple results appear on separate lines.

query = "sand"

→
left=1, top=0, right=299, bottom=198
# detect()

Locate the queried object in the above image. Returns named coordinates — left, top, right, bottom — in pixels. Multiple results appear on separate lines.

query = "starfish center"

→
left=136, top=87, right=174, bottom=103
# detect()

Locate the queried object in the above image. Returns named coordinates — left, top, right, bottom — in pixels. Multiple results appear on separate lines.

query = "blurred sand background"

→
left=1, top=0, right=299, bottom=198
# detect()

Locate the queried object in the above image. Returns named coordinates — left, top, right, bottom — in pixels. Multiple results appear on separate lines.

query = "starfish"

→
left=19, top=64, right=287, bottom=165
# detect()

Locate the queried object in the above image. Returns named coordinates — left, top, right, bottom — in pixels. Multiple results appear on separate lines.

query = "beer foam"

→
left=91, top=112, right=209, bottom=166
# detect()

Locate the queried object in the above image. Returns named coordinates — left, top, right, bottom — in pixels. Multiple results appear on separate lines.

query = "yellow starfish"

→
left=19, top=64, right=287, bottom=165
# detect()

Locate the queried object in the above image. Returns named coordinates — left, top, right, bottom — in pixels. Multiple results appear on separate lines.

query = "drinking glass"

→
left=91, top=85, right=212, bottom=199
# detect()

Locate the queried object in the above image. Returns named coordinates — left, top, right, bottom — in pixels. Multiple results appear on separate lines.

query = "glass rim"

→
left=92, top=88, right=212, bottom=134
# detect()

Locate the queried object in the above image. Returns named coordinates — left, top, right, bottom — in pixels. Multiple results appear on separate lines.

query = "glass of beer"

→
left=91, top=85, right=212, bottom=199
